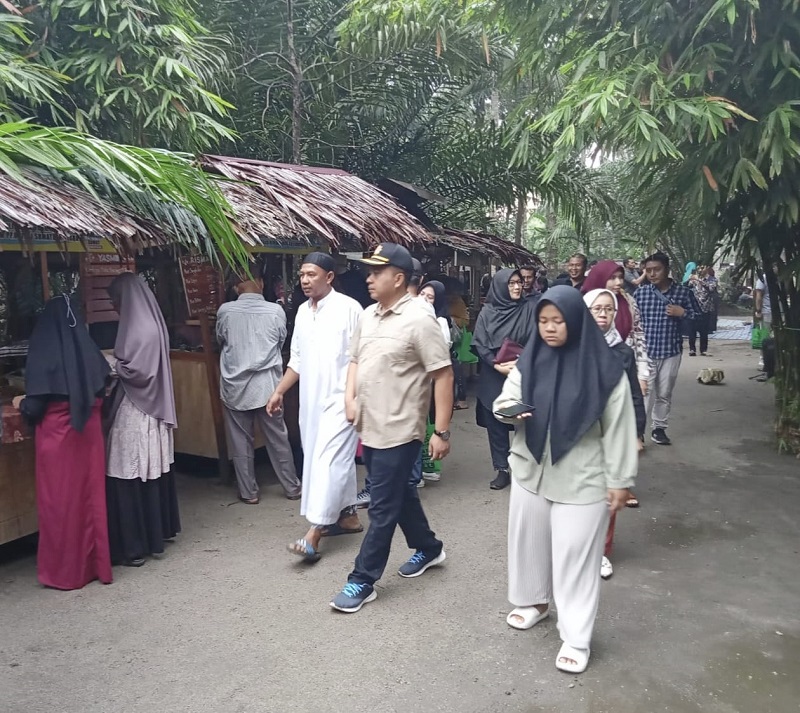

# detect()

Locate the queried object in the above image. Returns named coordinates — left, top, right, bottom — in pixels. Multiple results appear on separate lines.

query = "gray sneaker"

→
left=330, top=582, right=377, bottom=613
left=355, top=489, right=370, bottom=509
left=398, top=549, right=446, bottom=578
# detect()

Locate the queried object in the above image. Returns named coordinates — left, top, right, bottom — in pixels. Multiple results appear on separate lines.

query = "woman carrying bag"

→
left=472, top=269, right=538, bottom=490
left=495, top=286, right=637, bottom=673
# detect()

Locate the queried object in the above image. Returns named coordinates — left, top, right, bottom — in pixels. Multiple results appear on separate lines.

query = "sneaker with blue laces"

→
left=398, top=549, right=446, bottom=578
left=329, top=582, right=377, bottom=613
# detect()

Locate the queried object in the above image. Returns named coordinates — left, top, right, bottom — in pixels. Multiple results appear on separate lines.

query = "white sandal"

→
left=506, top=606, right=549, bottom=630
left=556, top=643, right=590, bottom=673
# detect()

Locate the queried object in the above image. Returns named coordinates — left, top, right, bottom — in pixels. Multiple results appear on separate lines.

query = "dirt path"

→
left=1, top=340, right=798, bottom=713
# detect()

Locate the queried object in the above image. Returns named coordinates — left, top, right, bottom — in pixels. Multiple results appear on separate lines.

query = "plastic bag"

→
left=751, top=323, right=770, bottom=350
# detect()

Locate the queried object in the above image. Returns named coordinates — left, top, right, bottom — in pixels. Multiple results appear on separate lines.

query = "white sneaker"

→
left=600, top=556, right=613, bottom=580
left=422, top=471, right=440, bottom=482
left=416, top=480, right=425, bottom=489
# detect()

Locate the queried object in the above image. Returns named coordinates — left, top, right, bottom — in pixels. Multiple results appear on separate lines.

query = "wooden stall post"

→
left=178, top=255, right=230, bottom=483
left=198, top=312, right=230, bottom=483
left=39, top=252, right=50, bottom=301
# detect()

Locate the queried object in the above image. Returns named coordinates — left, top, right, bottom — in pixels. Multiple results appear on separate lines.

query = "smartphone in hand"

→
left=494, top=402, right=536, bottom=418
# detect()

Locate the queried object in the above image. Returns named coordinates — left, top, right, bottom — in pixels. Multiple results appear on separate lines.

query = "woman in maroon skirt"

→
left=15, top=295, right=112, bottom=590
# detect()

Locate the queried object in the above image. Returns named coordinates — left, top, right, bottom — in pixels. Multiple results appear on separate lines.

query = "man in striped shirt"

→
left=635, top=252, right=699, bottom=446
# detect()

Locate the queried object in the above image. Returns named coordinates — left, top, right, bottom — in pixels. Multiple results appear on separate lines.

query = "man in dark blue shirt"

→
left=635, top=252, right=699, bottom=445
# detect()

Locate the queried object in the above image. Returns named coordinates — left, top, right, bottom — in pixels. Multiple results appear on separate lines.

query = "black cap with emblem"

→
left=356, top=243, right=414, bottom=273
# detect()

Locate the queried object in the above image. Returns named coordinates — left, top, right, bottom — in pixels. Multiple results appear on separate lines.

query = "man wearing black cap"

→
left=355, top=255, right=430, bottom=508
left=330, top=243, right=454, bottom=613
left=267, top=252, right=365, bottom=561
left=408, top=258, right=424, bottom=296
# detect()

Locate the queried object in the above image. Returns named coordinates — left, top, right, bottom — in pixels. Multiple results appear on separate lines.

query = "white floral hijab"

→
left=583, top=288, right=623, bottom=347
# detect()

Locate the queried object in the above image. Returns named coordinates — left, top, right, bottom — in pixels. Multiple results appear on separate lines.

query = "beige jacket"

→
left=493, top=368, right=638, bottom=504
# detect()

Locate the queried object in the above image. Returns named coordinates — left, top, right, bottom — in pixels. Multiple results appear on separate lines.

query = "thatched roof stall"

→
left=375, top=178, right=541, bottom=265
left=0, top=168, right=170, bottom=254
left=200, top=155, right=429, bottom=251
left=435, top=228, right=542, bottom=266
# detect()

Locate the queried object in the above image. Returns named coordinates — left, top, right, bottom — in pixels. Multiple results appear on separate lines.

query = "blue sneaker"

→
left=330, top=582, right=377, bottom=613
left=398, top=549, right=446, bottom=578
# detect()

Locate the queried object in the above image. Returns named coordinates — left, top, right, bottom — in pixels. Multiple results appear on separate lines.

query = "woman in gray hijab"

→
left=105, top=272, right=180, bottom=567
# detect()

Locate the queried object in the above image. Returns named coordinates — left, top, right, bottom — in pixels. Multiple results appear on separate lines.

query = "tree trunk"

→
left=757, top=226, right=800, bottom=452
left=286, top=0, right=303, bottom=164
left=773, top=325, right=800, bottom=452
left=514, top=194, right=526, bottom=246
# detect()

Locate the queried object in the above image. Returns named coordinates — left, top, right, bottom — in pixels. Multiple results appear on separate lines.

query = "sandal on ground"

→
left=625, top=492, right=640, bottom=508
left=454, top=401, right=469, bottom=410
left=285, top=492, right=302, bottom=501
left=506, top=606, right=549, bottom=630
left=320, top=523, right=364, bottom=537
left=556, top=643, right=590, bottom=674
left=239, top=496, right=260, bottom=505
left=288, top=538, right=321, bottom=562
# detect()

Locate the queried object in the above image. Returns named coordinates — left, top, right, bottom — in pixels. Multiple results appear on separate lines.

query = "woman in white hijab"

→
left=583, top=289, right=645, bottom=580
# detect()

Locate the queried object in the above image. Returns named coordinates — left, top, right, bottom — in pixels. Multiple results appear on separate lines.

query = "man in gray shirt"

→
left=623, top=257, right=645, bottom=295
left=216, top=270, right=301, bottom=504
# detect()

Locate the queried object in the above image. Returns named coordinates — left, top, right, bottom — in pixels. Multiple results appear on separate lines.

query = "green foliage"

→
left=0, top=10, right=66, bottom=121
left=18, top=0, right=235, bottom=150
left=502, top=0, right=800, bottom=232
left=500, top=0, right=800, bottom=445
left=205, top=0, right=612, bottom=238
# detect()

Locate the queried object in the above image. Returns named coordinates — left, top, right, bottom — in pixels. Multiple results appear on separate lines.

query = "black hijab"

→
left=516, top=286, right=623, bottom=464
left=473, top=268, right=538, bottom=352
left=24, top=295, right=110, bottom=432
left=420, top=280, right=448, bottom=319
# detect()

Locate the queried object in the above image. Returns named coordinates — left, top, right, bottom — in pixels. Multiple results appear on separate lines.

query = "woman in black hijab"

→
left=493, top=286, right=638, bottom=674
left=14, top=296, right=113, bottom=590
left=472, top=269, right=538, bottom=489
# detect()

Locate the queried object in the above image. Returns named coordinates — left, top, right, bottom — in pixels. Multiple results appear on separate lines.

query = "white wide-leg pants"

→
left=508, top=478, right=609, bottom=650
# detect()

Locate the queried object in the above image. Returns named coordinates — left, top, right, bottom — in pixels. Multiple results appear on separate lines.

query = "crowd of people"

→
left=14, top=243, right=723, bottom=675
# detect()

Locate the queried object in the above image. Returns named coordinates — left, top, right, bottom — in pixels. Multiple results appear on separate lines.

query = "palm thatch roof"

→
left=0, top=168, right=170, bottom=251
left=434, top=228, right=542, bottom=266
left=200, top=155, right=429, bottom=249
left=0, top=154, right=541, bottom=269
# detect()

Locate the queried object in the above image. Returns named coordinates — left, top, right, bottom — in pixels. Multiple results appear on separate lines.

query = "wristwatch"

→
left=434, top=429, right=451, bottom=441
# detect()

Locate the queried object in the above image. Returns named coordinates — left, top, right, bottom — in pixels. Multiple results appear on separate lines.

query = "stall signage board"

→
left=80, top=254, right=136, bottom=324
left=179, top=255, right=223, bottom=318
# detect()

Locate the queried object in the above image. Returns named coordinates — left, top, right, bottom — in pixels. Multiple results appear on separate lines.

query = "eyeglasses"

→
left=508, top=280, right=523, bottom=287
left=590, top=306, right=616, bottom=315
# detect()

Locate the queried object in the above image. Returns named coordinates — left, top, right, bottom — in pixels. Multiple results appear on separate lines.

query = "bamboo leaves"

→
left=0, top=122, right=248, bottom=265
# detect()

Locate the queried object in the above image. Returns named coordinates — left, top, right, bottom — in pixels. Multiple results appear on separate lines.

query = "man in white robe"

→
left=267, top=252, right=364, bottom=561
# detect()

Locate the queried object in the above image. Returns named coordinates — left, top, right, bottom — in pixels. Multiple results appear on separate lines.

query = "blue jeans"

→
left=349, top=440, right=442, bottom=586
left=363, top=445, right=423, bottom=491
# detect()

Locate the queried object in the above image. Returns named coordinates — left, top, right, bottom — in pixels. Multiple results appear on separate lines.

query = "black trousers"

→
left=349, top=440, right=442, bottom=586
left=476, top=400, right=512, bottom=471
left=452, top=357, right=467, bottom=401
left=689, top=312, right=711, bottom=354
